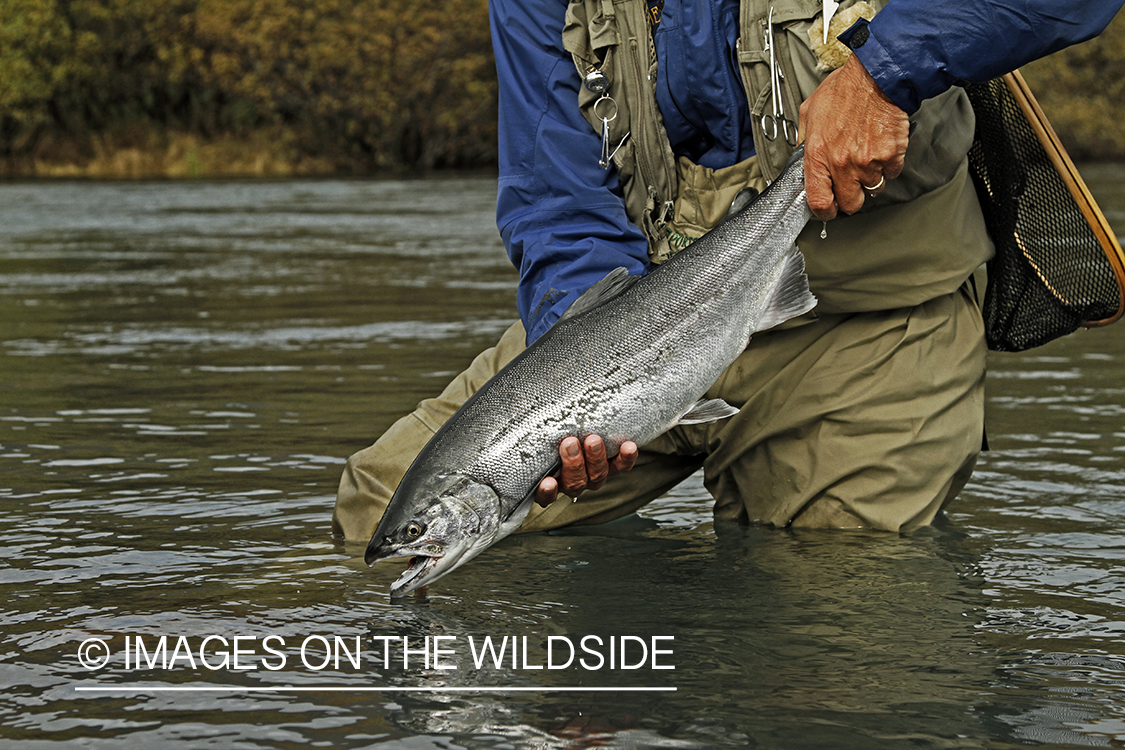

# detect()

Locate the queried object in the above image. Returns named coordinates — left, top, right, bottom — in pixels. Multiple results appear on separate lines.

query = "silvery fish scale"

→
left=369, top=149, right=815, bottom=593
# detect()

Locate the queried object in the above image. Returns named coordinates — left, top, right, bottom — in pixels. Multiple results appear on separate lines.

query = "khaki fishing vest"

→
left=562, top=0, right=994, bottom=314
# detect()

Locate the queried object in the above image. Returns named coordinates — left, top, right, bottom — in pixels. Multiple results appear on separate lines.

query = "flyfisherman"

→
left=335, top=0, right=1123, bottom=541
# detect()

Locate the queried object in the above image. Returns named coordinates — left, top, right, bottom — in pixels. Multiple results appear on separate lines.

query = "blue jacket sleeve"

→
left=490, top=0, right=652, bottom=345
left=844, top=0, right=1124, bottom=114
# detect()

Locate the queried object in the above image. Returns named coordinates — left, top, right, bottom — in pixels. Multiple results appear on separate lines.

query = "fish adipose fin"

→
left=558, top=267, right=639, bottom=323
left=676, top=398, right=741, bottom=426
left=754, top=245, right=818, bottom=334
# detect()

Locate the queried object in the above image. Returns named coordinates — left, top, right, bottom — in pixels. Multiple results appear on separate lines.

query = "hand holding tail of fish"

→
left=800, top=53, right=909, bottom=220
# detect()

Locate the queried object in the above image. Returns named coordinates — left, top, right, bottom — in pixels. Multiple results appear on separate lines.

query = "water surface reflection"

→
left=1, top=172, right=1124, bottom=748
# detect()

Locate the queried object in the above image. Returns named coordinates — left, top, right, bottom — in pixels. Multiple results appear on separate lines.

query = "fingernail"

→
left=565, top=439, right=580, bottom=458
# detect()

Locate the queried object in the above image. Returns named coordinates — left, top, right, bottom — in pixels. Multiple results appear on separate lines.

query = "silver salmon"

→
left=365, top=147, right=816, bottom=595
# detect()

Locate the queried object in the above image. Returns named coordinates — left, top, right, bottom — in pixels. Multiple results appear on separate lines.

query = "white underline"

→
left=75, top=685, right=676, bottom=693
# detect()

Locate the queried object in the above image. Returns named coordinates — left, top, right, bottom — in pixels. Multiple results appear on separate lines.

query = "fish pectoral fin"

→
left=754, top=244, right=818, bottom=334
left=511, top=456, right=562, bottom=521
left=676, top=398, right=741, bottom=426
left=557, top=267, right=639, bottom=323
left=499, top=494, right=536, bottom=537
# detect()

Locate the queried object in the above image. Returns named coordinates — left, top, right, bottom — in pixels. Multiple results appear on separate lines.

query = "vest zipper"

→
left=627, top=35, right=675, bottom=229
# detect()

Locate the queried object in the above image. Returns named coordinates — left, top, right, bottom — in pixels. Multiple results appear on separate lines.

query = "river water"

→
left=1, top=168, right=1124, bottom=749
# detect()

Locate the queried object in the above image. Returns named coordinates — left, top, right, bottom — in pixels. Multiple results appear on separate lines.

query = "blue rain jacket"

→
left=490, top=0, right=1122, bottom=344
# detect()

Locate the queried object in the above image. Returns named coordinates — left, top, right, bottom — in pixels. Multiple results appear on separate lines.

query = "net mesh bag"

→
left=966, top=73, right=1125, bottom=352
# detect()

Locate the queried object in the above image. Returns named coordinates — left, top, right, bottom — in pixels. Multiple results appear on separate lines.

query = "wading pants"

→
left=333, top=285, right=986, bottom=540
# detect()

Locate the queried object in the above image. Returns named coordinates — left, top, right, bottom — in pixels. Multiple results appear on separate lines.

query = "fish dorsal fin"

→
left=676, top=398, right=740, bottom=426
left=557, top=267, right=638, bottom=323
left=755, top=245, right=818, bottom=334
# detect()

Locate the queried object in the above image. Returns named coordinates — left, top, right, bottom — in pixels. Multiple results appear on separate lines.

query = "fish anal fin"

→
left=558, top=268, right=639, bottom=323
left=676, top=398, right=740, bottom=426
left=755, top=245, right=818, bottom=334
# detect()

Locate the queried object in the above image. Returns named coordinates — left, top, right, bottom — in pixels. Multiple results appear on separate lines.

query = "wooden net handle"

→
left=1003, top=70, right=1125, bottom=327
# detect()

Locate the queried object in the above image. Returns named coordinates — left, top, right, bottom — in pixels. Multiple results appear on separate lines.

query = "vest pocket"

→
left=739, top=1, right=883, bottom=180
left=738, top=6, right=820, bottom=180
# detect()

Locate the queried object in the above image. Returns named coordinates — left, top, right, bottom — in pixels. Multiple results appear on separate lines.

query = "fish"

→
left=365, top=146, right=816, bottom=596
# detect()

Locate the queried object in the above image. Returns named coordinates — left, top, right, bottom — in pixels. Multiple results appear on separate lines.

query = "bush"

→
left=1, top=2, right=1121, bottom=174
left=1021, top=10, right=1125, bottom=161
left=0, top=0, right=497, bottom=172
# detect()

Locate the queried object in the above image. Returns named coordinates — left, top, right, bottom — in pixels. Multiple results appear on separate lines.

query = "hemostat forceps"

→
left=761, top=7, right=798, bottom=147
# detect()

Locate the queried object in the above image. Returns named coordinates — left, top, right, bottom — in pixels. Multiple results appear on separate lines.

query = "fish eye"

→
left=405, top=521, right=424, bottom=538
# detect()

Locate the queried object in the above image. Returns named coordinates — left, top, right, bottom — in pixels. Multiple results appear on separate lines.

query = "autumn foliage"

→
left=1022, top=9, right=1125, bottom=161
left=0, top=1, right=1122, bottom=177
left=0, top=0, right=498, bottom=174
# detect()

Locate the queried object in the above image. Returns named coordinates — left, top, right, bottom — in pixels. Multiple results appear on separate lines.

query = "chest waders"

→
left=336, top=2, right=997, bottom=543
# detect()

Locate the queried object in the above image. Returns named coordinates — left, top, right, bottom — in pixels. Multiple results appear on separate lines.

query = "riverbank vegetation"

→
left=0, top=0, right=1121, bottom=178
left=0, top=0, right=497, bottom=176
left=1022, top=12, right=1125, bottom=161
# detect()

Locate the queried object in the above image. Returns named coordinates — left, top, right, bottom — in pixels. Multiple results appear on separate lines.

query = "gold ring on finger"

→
left=861, top=174, right=885, bottom=194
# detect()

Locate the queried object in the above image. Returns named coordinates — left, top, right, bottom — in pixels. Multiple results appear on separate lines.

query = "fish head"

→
left=364, top=474, right=505, bottom=596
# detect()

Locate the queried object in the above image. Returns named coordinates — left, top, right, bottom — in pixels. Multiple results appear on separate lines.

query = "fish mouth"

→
left=367, top=538, right=485, bottom=597
left=390, top=554, right=442, bottom=596
left=365, top=543, right=445, bottom=596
